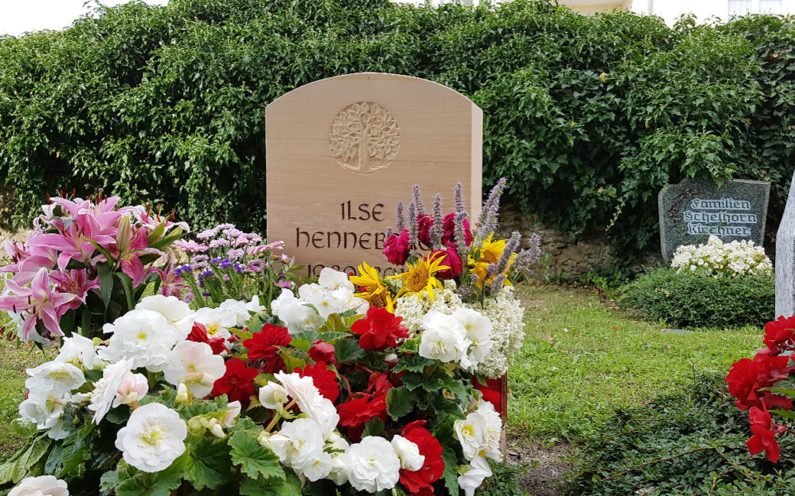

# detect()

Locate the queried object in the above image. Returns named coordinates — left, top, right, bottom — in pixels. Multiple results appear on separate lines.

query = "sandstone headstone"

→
left=658, top=178, right=770, bottom=260
left=776, top=171, right=795, bottom=318
left=266, top=73, right=482, bottom=276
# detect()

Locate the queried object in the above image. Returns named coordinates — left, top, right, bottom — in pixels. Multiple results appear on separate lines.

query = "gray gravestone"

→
left=658, top=178, right=770, bottom=260
left=776, top=171, right=795, bottom=318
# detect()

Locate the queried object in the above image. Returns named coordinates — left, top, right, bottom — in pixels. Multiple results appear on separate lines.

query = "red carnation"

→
left=244, top=323, right=292, bottom=372
left=416, top=214, right=434, bottom=246
left=442, top=212, right=473, bottom=247
left=351, top=307, right=409, bottom=351
left=187, top=322, right=227, bottom=354
left=211, top=358, right=258, bottom=404
left=384, top=229, right=410, bottom=265
left=432, top=247, right=463, bottom=280
left=764, top=316, right=795, bottom=354
left=399, top=420, right=445, bottom=494
left=309, top=340, right=338, bottom=366
left=296, top=361, right=339, bottom=403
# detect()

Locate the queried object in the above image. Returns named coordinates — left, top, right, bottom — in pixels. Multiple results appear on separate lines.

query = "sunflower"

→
left=350, top=261, right=395, bottom=312
left=390, top=252, right=449, bottom=301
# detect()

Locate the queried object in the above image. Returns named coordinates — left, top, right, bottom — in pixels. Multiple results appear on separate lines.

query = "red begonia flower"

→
left=244, top=323, right=292, bottom=372
left=295, top=361, right=339, bottom=403
left=211, top=358, right=258, bottom=404
left=187, top=322, right=227, bottom=355
left=399, top=420, right=445, bottom=494
left=309, top=340, right=338, bottom=365
left=351, top=307, right=409, bottom=351
left=764, top=315, right=795, bottom=354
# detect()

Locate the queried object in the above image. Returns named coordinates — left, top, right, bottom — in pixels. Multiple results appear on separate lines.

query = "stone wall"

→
left=496, top=206, right=662, bottom=280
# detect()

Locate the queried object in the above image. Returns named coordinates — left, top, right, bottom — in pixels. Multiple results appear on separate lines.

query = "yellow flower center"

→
left=142, top=428, right=164, bottom=446
left=137, top=332, right=147, bottom=340
left=462, top=424, right=474, bottom=437
left=207, top=324, right=219, bottom=336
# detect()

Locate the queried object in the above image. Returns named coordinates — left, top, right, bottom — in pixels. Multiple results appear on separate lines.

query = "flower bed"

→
left=0, top=181, right=540, bottom=495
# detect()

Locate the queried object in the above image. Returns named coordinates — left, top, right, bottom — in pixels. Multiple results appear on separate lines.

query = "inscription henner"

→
left=683, top=197, right=756, bottom=237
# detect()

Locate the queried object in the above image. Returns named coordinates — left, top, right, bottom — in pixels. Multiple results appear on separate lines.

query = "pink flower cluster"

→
left=0, top=195, right=188, bottom=340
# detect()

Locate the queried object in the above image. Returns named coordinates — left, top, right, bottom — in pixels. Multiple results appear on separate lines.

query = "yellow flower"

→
left=389, top=252, right=449, bottom=302
left=468, top=233, right=515, bottom=289
left=350, top=261, right=394, bottom=312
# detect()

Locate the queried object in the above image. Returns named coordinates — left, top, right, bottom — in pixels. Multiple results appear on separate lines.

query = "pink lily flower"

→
left=49, top=269, right=100, bottom=305
left=114, top=229, right=160, bottom=287
left=148, top=255, right=190, bottom=298
left=0, top=268, right=78, bottom=340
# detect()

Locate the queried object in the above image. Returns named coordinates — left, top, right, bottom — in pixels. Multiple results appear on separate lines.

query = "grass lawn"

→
left=507, top=284, right=761, bottom=441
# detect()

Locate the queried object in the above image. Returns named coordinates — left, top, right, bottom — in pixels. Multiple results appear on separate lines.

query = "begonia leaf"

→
left=184, top=437, right=233, bottom=490
left=229, top=429, right=284, bottom=480
left=239, top=470, right=301, bottom=496
left=387, top=386, right=416, bottom=420
left=116, top=464, right=183, bottom=496
left=441, top=444, right=460, bottom=495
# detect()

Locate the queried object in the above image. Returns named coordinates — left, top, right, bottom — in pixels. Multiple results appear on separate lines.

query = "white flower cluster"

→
left=258, top=372, right=424, bottom=491
left=17, top=294, right=260, bottom=471
left=671, top=235, right=773, bottom=277
left=419, top=308, right=493, bottom=372
left=9, top=475, right=69, bottom=496
left=271, top=268, right=369, bottom=334
left=395, top=282, right=525, bottom=378
left=454, top=401, right=503, bottom=496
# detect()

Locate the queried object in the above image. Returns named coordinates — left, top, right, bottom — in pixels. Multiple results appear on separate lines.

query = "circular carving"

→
left=329, top=101, right=400, bottom=174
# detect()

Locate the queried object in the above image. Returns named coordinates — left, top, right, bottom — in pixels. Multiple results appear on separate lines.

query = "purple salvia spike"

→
left=476, top=178, right=507, bottom=238
left=486, top=263, right=498, bottom=277
left=408, top=201, right=418, bottom=247
left=413, top=184, right=425, bottom=216
left=396, top=201, right=405, bottom=232
left=470, top=273, right=480, bottom=285
left=430, top=194, right=444, bottom=248
left=454, top=182, right=466, bottom=214
left=386, top=227, right=393, bottom=237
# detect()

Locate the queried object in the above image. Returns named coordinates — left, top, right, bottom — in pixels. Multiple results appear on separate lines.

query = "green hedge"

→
left=620, top=267, right=774, bottom=328
left=1, top=0, right=793, bottom=260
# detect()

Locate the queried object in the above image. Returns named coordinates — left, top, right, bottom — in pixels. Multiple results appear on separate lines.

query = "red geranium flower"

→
left=746, top=405, right=786, bottom=463
left=351, top=307, right=409, bottom=351
left=244, top=324, right=292, bottom=372
left=187, top=322, right=227, bottom=355
left=399, top=420, right=444, bottom=494
left=309, top=340, right=337, bottom=366
left=211, top=358, right=258, bottom=404
left=384, top=229, right=410, bottom=266
left=296, top=361, right=339, bottom=403
left=764, top=316, right=795, bottom=354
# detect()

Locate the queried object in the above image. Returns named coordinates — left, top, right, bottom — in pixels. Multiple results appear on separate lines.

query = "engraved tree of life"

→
left=329, top=101, right=400, bottom=174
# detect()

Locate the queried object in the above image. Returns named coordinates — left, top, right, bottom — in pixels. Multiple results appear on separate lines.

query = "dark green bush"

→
left=0, top=0, right=793, bottom=261
left=567, top=374, right=795, bottom=495
left=620, top=267, right=774, bottom=328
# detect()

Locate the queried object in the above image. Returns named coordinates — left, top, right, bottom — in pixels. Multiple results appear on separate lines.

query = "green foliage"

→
left=0, top=1, right=791, bottom=260
left=620, top=267, right=774, bottom=328
left=567, top=374, right=795, bottom=495
left=476, top=461, right=529, bottom=496
left=228, top=428, right=284, bottom=481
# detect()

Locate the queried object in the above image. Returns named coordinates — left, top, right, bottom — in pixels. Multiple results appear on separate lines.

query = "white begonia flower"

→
left=115, top=372, right=148, bottom=406
left=457, top=456, right=493, bottom=496
left=192, top=307, right=235, bottom=342
left=308, top=289, right=346, bottom=320
left=8, top=475, right=69, bottom=496
left=274, top=372, right=339, bottom=440
left=55, top=334, right=103, bottom=370
left=264, top=418, right=329, bottom=480
left=163, top=341, right=226, bottom=397
left=345, top=436, right=401, bottom=492
left=318, top=267, right=355, bottom=292
left=328, top=452, right=350, bottom=485
left=419, top=310, right=469, bottom=363
left=258, top=382, right=288, bottom=409
left=175, top=383, right=189, bottom=404
left=219, top=298, right=253, bottom=327
left=453, top=307, right=494, bottom=369
left=98, top=309, right=179, bottom=372
left=222, top=401, right=242, bottom=428
left=391, top=435, right=425, bottom=471
left=136, top=294, right=194, bottom=337
left=18, top=392, right=68, bottom=440
left=332, top=287, right=369, bottom=315
left=89, top=358, right=136, bottom=424
left=245, top=295, right=266, bottom=314
left=25, top=362, right=85, bottom=397
left=454, top=401, right=503, bottom=462
left=272, top=289, right=324, bottom=335
left=115, top=403, right=187, bottom=472
left=325, top=431, right=350, bottom=452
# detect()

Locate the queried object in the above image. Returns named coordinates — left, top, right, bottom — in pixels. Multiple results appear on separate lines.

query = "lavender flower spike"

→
left=454, top=212, right=468, bottom=257
left=408, top=201, right=418, bottom=247
left=430, top=194, right=444, bottom=248
left=489, top=273, right=507, bottom=295
left=495, top=231, right=521, bottom=276
left=396, top=201, right=406, bottom=232
left=412, top=184, right=426, bottom=216
left=386, top=226, right=393, bottom=237
left=454, top=182, right=466, bottom=214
